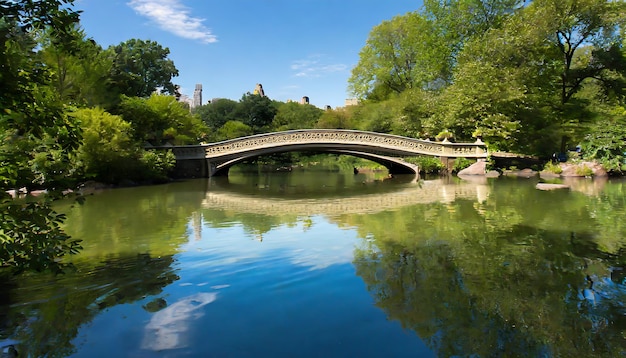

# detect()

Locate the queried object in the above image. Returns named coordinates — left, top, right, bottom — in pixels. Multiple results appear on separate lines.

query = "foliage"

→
left=452, top=158, right=473, bottom=173
left=139, top=150, right=176, bottom=183
left=581, top=110, right=626, bottom=174
left=348, top=12, right=448, bottom=100
left=234, top=93, right=278, bottom=132
left=0, top=199, right=82, bottom=273
left=315, top=107, right=356, bottom=129
left=39, top=26, right=115, bottom=107
left=106, top=38, right=179, bottom=98
left=194, top=98, right=239, bottom=133
left=71, top=107, right=176, bottom=184
left=272, top=102, right=324, bottom=131
left=217, top=120, right=254, bottom=140
left=404, top=156, right=444, bottom=174
left=116, top=94, right=208, bottom=145
left=0, top=0, right=83, bottom=272
left=72, top=107, right=139, bottom=183
left=345, top=0, right=626, bottom=163
left=543, top=161, right=563, bottom=174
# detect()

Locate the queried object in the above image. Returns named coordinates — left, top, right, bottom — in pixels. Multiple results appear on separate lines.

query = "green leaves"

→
left=106, top=39, right=179, bottom=98
left=0, top=198, right=82, bottom=274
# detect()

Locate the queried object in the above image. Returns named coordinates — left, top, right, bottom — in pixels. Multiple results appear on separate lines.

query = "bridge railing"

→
left=168, top=129, right=488, bottom=160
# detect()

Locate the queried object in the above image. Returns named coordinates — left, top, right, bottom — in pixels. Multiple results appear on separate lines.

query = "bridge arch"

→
left=211, top=148, right=419, bottom=177
left=167, top=129, right=487, bottom=178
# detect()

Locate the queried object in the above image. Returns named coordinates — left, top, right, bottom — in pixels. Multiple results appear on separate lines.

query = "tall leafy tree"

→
left=39, top=26, right=115, bottom=107
left=271, top=102, right=323, bottom=131
left=348, top=12, right=448, bottom=100
left=0, top=0, right=83, bottom=272
left=107, top=39, right=179, bottom=98
left=234, top=92, right=278, bottom=132
left=195, top=98, right=239, bottom=133
left=116, top=94, right=207, bottom=145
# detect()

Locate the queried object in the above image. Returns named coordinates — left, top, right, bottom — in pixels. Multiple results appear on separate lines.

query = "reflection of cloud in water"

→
left=142, top=292, right=217, bottom=351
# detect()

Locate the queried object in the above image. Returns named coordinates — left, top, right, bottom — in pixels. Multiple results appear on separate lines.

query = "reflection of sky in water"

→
left=69, top=205, right=434, bottom=357
left=181, top=216, right=359, bottom=271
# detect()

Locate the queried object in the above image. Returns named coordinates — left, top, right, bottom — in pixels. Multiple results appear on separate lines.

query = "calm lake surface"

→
left=1, top=168, right=625, bottom=357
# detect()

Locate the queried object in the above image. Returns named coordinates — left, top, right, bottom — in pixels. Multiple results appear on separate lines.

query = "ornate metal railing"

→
left=170, top=129, right=487, bottom=160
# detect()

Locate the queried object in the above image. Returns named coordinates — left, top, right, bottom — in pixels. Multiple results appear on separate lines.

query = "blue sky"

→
left=75, top=0, right=423, bottom=108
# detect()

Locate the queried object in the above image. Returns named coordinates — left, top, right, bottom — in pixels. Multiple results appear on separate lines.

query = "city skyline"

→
left=76, top=0, right=423, bottom=108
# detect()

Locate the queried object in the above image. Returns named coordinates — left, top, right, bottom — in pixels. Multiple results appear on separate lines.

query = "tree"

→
left=234, top=93, right=278, bottom=132
left=348, top=12, right=448, bottom=100
left=271, top=102, right=323, bottom=131
left=39, top=26, right=116, bottom=107
left=107, top=39, right=179, bottom=98
left=116, top=94, right=208, bottom=145
left=0, top=0, right=83, bottom=272
left=195, top=98, right=239, bottom=133
left=315, top=107, right=356, bottom=129
left=217, top=120, right=254, bottom=140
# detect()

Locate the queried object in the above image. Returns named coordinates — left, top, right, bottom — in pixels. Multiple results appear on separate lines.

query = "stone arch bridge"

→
left=164, top=129, right=488, bottom=178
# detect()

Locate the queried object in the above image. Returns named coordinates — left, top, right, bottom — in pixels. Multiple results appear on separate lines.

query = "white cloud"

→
left=291, top=56, right=347, bottom=78
left=128, top=0, right=217, bottom=44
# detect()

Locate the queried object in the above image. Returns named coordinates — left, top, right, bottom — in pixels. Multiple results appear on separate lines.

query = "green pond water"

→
left=1, top=168, right=625, bottom=357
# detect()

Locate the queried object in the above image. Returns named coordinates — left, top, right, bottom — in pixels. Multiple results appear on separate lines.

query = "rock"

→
left=560, top=161, right=608, bottom=177
left=504, top=168, right=538, bottom=178
left=457, top=160, right=486, bottom=175
left=539, top=171, right=561, bottom=180
left=536, top=183, right=570, bottom=191
left=485, top=170, right=501, bottom=178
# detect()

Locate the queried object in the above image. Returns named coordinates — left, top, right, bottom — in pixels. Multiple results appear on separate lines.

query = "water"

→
left=1, top=168, right=625, bottom=357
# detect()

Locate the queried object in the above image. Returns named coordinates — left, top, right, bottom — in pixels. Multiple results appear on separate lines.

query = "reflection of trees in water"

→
left=0, top=254, right=179, bottom=358
left=351, top=181, right=626, bottom=357
left=58, top=179, right=208, bottom=259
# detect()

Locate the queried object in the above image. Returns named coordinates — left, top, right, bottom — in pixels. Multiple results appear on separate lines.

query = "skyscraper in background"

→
left=193, top=84, right=202, bottom=108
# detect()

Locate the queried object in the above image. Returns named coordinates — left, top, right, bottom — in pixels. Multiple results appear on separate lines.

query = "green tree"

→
left=272, top=101, right=323, bottom=131
left=72, top=107, right=176, bottom=184
left=107, top=39, right=179, bottom=98
left=116, top=94, right=207, bottom=145
left=195, top=98, right=239, bottom=134
left=348, top=12, right=448, bottom=100
left=217, top=120, right=254, bottom=140
left=315, top=107, right=356, bottom=129
left=234, top=92, right=278, bottom=132
left=39, top=26, right=115, bottom=107
left=0, top=0, right=83, bottom=272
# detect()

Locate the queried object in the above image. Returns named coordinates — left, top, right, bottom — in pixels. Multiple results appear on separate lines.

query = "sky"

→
left=75, top=0, right=423, bottom=109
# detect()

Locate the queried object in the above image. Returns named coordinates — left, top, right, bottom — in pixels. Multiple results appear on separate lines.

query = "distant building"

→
left=193, top=84, right=202, bottom=108
left=300, top=96, right=309, bottom=105
left=345, top=98, right=359, bottom=106
left=178, top=94, right=193, bottom=108
left=253, top=83, right=265, bottom=97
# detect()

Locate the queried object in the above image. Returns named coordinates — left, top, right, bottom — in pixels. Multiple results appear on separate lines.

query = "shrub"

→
left=543, top=161, right=562, bottom=174
left=575, top=165, right=593, bottom=177
left=405, top=156, right=444, bottom=174
left=138, top=150, right=176, bottom=183
left=452, top=158, right=473, bottom=173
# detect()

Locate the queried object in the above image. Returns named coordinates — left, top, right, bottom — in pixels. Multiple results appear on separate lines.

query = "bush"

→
left=452, top=158, right=473, bottom=173
left=575, top=164, right=593, bottom=177
left=543, top=161, right=562, bottom=174
left=581, top=116, right=626, bottom=174
left=139, top=150, right=176, bottom=183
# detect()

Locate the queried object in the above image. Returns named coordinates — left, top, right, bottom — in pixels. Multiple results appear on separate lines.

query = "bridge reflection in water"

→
left=202, top=177, right=490, bottom=216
